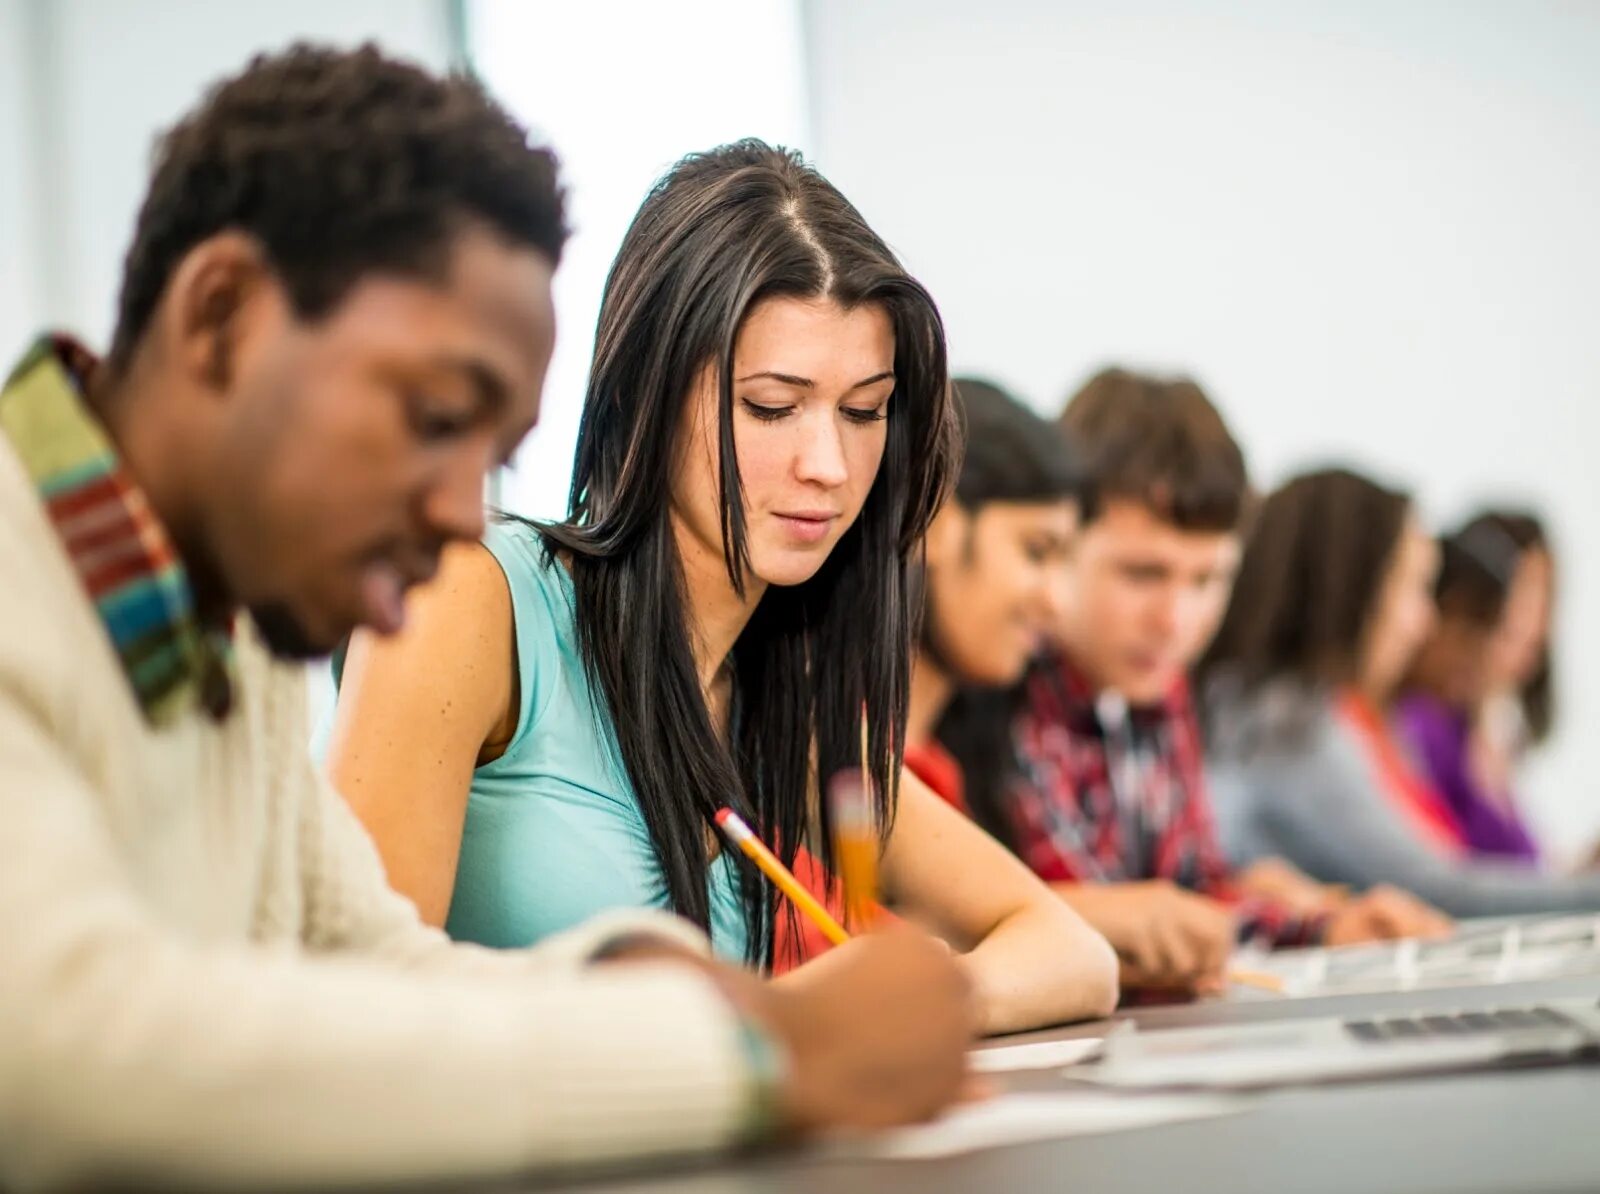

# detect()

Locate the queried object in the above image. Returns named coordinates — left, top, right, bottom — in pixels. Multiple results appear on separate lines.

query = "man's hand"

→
left=1056, top=881, right=1235, bottom=995
left=1236, top=857, right=1348, bottom=916
left=1325, top=885, right=1454, bottom=945
left=616, top=926, right=975, bottom=1135
left=755, top=926, right=976, bottom=1131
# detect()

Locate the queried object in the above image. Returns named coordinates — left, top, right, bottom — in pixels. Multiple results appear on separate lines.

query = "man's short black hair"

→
left=109, top=42, right=567, bottom=369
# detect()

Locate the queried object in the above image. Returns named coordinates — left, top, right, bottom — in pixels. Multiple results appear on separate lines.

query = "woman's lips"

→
left=772, top=512, right=839, bottom=544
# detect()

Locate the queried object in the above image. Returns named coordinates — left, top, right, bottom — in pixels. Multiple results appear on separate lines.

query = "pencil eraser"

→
left=714, top=808, right=734, bottom=828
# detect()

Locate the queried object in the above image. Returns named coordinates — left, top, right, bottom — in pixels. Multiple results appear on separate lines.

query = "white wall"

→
left=0, top=0, right=48, bottom=366
left=804, top=0, right=1600, bottom=856
left=468, top=0, right=810, bottom=521
left=0, top=0, right=453, bottom=728
left=0, top=0, right=451, bottom=360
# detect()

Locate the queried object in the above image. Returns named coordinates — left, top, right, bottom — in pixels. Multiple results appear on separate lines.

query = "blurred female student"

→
left=1200, top=469, right=1600, bottom=916
left=1396, top=512, right=1555, bottom=865
left=903, top=378, right=1081, bottom=809
left=324, top=142, right=1116, bottom=1032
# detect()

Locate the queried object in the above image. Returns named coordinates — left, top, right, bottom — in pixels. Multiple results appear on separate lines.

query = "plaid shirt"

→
left=1010, top=651, right=1326, bottom=948
left=0, top=335, right=234, bottom=724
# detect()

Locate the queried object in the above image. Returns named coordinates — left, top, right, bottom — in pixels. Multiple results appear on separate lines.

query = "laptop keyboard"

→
left=1344, top=1006, right=1577, bottom=1043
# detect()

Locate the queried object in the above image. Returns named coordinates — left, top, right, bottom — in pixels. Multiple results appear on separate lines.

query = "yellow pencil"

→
left=833, top=736, right=880, bottom=931
left=1228, top=968, right=1287, bottom=994
left=859, top=702, right=872, bottom=810
left=715, top=808, right=851, bottom=947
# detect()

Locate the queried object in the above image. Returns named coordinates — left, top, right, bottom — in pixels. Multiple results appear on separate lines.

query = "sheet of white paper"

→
left=826, top=1091, right=1248, bottom=1161
left=969, top=1037, right=1104, bottom=1073
left=1228, top=914, right=1600, bottom=998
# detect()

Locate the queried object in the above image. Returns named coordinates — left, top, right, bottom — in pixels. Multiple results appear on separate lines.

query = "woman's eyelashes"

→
left=738, top=397, right=890, bottom=424
left=740, top=398, right=793, bottom=423
left=841, top=403, right=889, bottom=424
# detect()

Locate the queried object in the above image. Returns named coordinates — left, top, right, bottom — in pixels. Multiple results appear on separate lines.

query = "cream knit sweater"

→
left=0, top=438, right=753, bottom=1190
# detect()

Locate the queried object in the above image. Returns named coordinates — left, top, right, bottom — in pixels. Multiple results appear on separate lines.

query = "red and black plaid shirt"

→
left=1009, top=651, right=1326, bottom=948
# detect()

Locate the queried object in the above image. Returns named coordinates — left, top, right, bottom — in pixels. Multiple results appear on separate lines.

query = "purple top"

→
left=1394, top=693, right=1541, bottom=866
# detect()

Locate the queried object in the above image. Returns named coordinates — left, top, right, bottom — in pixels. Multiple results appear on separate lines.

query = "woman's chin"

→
left=970, top=656, right=1030, bottom=689
left=749, top=545, right=834, bottom=589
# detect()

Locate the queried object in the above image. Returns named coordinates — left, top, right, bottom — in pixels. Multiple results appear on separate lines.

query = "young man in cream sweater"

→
left=0, top=45, right=973, bottom=1191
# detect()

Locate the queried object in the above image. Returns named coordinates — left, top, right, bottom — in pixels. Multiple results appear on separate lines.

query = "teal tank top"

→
left=327, top=519, right=750, bottom=962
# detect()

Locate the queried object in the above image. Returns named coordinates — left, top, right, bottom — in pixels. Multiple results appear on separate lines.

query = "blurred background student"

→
left=1395, top=512, right=1558, bottom=867
left=905, top=378, right=1081, bottom=808
left=939, top=372, right=1446, bottom=1000
left=1201, top=470, right=1600, bottom=916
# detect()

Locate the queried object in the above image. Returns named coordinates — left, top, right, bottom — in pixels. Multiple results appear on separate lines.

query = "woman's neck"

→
left=907, top=652, right=954, bottom=748
left=671, top=514, right=768, bottom=702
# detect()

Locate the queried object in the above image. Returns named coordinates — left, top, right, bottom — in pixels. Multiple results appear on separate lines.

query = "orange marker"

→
left=715, top=808, right=850, bottom=947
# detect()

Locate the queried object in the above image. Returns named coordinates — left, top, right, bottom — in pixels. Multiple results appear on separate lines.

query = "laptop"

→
left=1081, top=998, right=1600, bottom=1090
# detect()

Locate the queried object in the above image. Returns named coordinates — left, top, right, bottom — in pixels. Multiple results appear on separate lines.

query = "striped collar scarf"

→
left=0, top=335, right=234, bottom=724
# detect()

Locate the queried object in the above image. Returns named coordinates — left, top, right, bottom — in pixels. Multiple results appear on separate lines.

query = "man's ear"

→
left=160, top=231, right=277, bottom=394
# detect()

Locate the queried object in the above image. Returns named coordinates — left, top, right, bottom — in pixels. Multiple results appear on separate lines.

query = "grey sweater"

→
left=1203, top=678, right=1600, bottom=917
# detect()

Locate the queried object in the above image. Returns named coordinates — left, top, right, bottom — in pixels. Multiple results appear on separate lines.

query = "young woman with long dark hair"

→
left=1396, top=511, right=1556, bottom=864
left=326, top=142, right=1116, bottom=1032
left=1200, top=468, right=1600, bottom=915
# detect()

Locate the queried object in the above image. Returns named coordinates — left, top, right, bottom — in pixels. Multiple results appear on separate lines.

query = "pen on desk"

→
left=714, top=807, right=851, bottom=947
